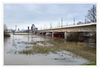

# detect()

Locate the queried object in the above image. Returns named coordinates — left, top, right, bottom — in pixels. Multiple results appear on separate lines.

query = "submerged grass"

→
left=14, top=33, right=29, bottom=35
left=18, top=41, right=49, bottom=45
left=19, top=38, right=96, bottom=62
left=85, top=63, right=96, bottom=65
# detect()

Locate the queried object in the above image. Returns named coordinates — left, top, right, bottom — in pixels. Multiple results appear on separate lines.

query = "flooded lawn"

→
left=4, top=34, right=96, bottom=65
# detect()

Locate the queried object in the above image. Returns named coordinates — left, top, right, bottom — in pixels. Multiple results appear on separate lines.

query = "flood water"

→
left=4, top=34, right=96, bottom=65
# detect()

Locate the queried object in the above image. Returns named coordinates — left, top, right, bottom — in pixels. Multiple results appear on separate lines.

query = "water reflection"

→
left=12, top=35, right=16, bottom=46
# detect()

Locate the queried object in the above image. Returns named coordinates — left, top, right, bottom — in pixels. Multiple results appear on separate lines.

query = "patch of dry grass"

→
left=14, top=33, right=29, bottom=35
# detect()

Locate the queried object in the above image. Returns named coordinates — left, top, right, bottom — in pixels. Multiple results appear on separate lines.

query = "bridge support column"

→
left=52, top=32, right=54, bottom=38
left=64, top=32, right=67, bottom=40
left=41, top=32, right=43, bottom=35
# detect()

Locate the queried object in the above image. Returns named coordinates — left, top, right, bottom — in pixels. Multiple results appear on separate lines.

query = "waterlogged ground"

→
left=4, top=34, right=96, bottom=65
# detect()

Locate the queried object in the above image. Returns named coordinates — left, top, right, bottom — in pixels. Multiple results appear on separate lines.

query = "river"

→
left=4, top=34, right=96, bottom=65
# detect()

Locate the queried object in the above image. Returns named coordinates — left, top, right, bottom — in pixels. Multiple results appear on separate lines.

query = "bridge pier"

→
left=64, top=32, right=70, bottom=40
left=64, top=32, right=67, bottom=40
left=52, top=32, right=54, bottom=38
left=41, top=32, right=43, bottom=35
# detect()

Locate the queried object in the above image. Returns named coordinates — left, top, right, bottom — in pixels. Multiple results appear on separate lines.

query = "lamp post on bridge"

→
left=85, top=16, right=87, bottom=24
left=61, top=17, right=63, bottom=27
left=73, top=17, right=75, bottom=25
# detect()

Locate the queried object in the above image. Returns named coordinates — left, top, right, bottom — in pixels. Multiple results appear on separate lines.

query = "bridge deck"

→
left=38, top=23, right=96, bottom=32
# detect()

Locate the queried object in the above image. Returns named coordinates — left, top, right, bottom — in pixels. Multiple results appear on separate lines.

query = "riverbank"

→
left=14, top=33, right=30, bottom=35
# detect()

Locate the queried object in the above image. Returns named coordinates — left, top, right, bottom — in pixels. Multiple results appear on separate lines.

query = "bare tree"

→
left=87, top=5, right=96, bottom=22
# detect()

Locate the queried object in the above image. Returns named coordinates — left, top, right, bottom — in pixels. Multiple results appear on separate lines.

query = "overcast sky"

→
left=4, top=4, right=94, bottom=30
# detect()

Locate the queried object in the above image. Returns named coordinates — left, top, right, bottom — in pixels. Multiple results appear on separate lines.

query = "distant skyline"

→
left=4, top=4, right=95, bottom=30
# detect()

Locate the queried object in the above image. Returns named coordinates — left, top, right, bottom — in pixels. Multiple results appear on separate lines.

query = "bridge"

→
left=38, top=23, right=96, bottom=40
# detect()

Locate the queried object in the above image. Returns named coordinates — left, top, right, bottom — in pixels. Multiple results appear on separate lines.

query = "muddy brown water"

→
left=4, top=34, right=96, bottom=65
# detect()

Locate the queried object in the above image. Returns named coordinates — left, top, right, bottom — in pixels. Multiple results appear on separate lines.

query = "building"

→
left=31, top=24, right=38, bottom=34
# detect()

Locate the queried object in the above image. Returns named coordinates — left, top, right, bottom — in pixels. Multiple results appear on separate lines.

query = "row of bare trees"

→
left=86, top=5, right=96, bottom=23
